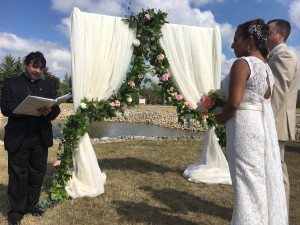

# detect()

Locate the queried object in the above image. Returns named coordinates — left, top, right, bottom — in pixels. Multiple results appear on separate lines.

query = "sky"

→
left=0, top=0, right=299, bottom=81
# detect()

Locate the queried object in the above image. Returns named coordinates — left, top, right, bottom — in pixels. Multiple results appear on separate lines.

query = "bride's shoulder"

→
left=231, top=58, right=250, bottom=72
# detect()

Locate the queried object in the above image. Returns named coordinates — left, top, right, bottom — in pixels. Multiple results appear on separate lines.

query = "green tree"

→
left=0, top=55, right=24, bottom=91
left=140, top=83, right=163, bottom=105
left=44, top=67, right=60, bottom=96
left=58, top=74, right=72, bottom=95
left=58, top=73, right=73, bottom=102
left=14, top=57, right=24, bottom=74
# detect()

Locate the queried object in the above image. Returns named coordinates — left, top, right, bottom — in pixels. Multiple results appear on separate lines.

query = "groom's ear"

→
left=279, top=30, right=287, bottom=41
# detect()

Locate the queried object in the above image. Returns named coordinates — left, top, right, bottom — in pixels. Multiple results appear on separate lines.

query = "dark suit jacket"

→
left=0, top=74, right=61, bottom=151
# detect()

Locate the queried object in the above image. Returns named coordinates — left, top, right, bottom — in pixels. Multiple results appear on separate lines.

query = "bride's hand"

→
left=215, top=114, right=225, bottom=125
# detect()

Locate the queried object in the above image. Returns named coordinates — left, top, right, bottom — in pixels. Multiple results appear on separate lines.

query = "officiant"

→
left=0, top=51, right=61, bottom=225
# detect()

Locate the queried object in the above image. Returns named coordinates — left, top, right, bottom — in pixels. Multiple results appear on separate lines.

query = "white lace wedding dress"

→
left=223, top=56, right=288, bottom=224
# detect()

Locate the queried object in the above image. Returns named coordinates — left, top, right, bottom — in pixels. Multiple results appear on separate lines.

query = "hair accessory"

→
left=247, top=23, right=268, bottom=41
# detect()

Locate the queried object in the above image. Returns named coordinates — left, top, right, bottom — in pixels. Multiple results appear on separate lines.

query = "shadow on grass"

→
left=98, top=157, right=176, bottom=174
left=0, top=184, right=9, bottom=217
left=113, top=186, right=231, bottom=224
left=141, top=186, right=232, bottom=221
left=113, top=201, right=199, bottom=225
left=286, top=141, right=300, bottom=153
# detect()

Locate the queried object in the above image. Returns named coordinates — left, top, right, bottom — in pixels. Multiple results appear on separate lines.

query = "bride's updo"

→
left=237, top=19, right=269, bottom=58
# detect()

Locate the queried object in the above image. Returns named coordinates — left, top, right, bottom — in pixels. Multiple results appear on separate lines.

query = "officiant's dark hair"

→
left=237, top=19, right=269, bottom=59
left=24, top=51, right=46, bottom=68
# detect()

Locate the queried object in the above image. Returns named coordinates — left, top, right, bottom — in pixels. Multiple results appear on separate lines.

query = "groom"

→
left=267, top=19, right=300, bottom=213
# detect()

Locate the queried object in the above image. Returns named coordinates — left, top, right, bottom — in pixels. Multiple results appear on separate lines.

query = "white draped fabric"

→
left=67, top=7, right=231, bottom=198
left=160, top=24, right=231, bottom=185
left=160, top=24, right=221, bottom=106
left=183, top=127, right=232, bottom=184
left=66, top=7, right=136, bottom=198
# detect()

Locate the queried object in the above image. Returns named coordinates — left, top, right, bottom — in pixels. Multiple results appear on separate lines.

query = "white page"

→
left=55, top=93, right=72, bottom=105
left=13, top=93, right=72, bottom=116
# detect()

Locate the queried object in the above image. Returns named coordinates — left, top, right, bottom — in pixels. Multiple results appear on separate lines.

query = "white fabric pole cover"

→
left=183, top=127, right=232, bottom=184
left=160, top=24, right=231, bottom=185
left=65, top=133, right=107, bottom=198
left=67, top=7, right=136, bottom=198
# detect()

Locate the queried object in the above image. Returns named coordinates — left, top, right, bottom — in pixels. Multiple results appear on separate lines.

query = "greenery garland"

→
left=40, top=7, right=225, bottom=207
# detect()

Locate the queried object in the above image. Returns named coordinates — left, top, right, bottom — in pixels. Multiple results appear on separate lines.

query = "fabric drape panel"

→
left=161, top=24, right=231, bottom=185
left=212, top=27, right=222, bottom=89
left=67, top=7, right=136, bottom=198
left=71, top=7, right=136, bottom=107
left=183, top=127, right=232, bottom=184
left=160, top=24, right=221, bottom=106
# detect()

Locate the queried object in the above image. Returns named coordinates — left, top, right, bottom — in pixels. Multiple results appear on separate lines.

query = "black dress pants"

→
left=7, top=135, right=48, bottom=220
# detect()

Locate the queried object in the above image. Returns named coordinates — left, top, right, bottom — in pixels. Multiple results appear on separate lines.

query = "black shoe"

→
left=8, top=217, right=21, bottom=225
left=26, top=207, right=44, bottom=217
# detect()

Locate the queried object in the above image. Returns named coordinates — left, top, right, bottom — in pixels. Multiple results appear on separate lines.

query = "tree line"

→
left=0, top=55, right=165, bottom=105
left=2, top=54, right=298, bottom=107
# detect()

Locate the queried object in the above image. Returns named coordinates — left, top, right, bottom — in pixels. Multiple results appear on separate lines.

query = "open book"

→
left=13, top=93, right=72, bottom=116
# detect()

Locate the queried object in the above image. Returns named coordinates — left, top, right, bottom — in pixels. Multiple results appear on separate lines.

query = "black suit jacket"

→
left=0, top=74, right=61, bottom=151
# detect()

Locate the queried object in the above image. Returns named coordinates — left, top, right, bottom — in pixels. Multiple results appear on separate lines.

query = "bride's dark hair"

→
left=237, top=19, right=269, bottom=58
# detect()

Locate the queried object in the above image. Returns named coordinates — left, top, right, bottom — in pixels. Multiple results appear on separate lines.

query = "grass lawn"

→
left=0, top=140, right=299, bottom=225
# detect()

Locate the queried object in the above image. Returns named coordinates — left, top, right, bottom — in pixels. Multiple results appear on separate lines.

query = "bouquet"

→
left=198, top=89, right=226, bottom=114
left=198, top=89, right=227, bottom=147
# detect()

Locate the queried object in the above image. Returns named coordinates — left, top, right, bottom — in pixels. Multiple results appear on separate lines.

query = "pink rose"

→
left=53, top=159, right=61, bottom=167
left=161, top=73, right=170, bottom=81
left=176, top=94, right=183, bottom=101
left=145, top=13, right=151, bottom=20
left=188, top=102, right=196, bottom=110
left=115, top=100, right=120, bottom=108
left=128, top=80, right=135, bottom=87
left=200, top=95, right=213, bottom=109
left=157, top=54, right=164, bottom=60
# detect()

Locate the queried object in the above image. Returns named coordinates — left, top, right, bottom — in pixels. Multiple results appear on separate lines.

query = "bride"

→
left=215, top=19, right=288, bottom=224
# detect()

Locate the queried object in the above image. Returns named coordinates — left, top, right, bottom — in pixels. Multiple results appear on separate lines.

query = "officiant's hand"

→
left=38, top=106, right=52, bottom=116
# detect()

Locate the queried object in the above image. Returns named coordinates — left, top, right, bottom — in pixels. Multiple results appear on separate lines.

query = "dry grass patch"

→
left=0, top=140, right=299, bottom=225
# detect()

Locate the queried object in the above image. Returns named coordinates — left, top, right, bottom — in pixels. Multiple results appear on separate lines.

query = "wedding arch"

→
left=41, top=7, right=230, bottom=207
